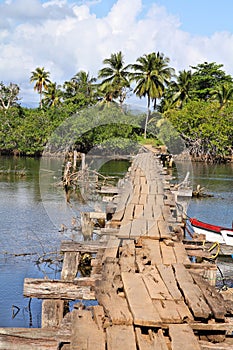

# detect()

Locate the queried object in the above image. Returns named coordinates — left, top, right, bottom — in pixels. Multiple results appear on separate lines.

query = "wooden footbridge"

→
left=1, top=151, right=233, bottom=349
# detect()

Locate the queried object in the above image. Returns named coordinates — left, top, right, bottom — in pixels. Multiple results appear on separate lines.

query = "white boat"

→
left=189, top=218, right=233, bottom=246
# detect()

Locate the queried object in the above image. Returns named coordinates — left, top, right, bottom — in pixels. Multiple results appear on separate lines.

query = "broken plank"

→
left=119, top=240, right=136, bottom=273
left=121, top=272, right=162, bottom=326
left=142, top=267, right=171, bottom=300
left=169, top=324, right=201, bottom=350
left=156, top=264, right=182, bottom=301
left=106, top=325, right=137, bottom=350
left=135, top=328, right=169, bottom=350
left=142, top=239, right=163, bottom=265
left=191, top=272, right=226, bottom=320
left=173, top=264, right=211, bottom=319
left=95, top=279, right=133, bottom=325
left=70, top=309, right=105, bottom=350
left=41, top=299, right=64, bottom=328
left=153, top=299, right=182, bottom=323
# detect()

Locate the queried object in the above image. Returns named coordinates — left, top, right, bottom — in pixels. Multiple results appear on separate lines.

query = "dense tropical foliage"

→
left=0, top=52, right=233, bottom=161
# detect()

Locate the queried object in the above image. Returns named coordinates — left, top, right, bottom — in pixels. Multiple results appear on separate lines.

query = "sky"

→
left=1, top=0, right=233, bottom=107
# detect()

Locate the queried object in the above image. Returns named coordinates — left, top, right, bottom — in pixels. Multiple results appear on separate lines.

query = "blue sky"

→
left=155, top=0, right=233, bottom=36
left=85, top=0, right=233, bottom=36
left=0, top=0, right=233, bottom=106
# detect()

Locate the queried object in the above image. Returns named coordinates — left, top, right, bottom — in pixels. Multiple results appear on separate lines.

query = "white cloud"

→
left=0, top=0, right=233, bottom=106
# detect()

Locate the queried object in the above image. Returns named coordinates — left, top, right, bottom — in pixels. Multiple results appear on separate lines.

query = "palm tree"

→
left=71, top=71, right=97, bottom=97
left=63, top=70, right=97, bottom=104
left=42, top=82, right=63, bottom=108
left=210, top=83, right=233, bottom=109
left=98, top=51, right=130, bottom=108
left=129, top=52, right=174, bottom=138
left=30, top=67, right=51, bottom=108
left=170, top=70, right=192, bottom=109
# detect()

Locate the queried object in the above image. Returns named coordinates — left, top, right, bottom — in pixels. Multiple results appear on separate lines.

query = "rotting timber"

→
left=1, top=151, right=233, bottom=350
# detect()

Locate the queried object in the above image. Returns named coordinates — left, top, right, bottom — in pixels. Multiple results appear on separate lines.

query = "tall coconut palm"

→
left=30, top=67, right=51, bottom=108
left=129, top=52, right=174, bottom=138
left=71, top=70, right=97, bottom=97
left=63, top=70, right=97, bottom=104
left=98, top=51, right=130, bottom=108
left=170, top=70, right=192, bottom=109
left=42, top=82, right=63, bottom=108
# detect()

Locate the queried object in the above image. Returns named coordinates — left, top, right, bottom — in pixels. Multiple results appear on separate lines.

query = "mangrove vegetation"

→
left=0, top=52, right=232, bottom=162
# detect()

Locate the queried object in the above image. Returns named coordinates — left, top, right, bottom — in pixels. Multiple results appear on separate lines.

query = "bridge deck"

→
left=1, top=151, right=233, bottom=349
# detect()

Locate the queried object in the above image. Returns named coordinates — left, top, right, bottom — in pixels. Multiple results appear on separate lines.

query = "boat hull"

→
left=189, top=218, right=233, bottom=246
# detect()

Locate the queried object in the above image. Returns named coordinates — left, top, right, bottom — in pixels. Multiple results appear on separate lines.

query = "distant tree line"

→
left=0, top=51, right=232, bottom=161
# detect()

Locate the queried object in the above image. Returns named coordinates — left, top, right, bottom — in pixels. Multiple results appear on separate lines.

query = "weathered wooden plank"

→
left=139, top=193, right=147, bottom=205
left=143, top=203, right=154, bottom=220
left=101, top=236, right=120, bottom=262
left=70, top=309, right=105, bottom=350
left=199, top=340, right=233, bottom=350
left=157, top=220, right=172, bottom=239
left=190, top=321, right=233, bottom=332
left=152, top=204, right=163, bottom=220
left=156, top=194, right=164, bottom=206
left=119, top=240, right=136, bottom=273
left=130, top=193, right=140, bottom=204
left=121, top=272, right=162, bottom=326
left=106, top=325, right=137, bottom=350
left=169, top=324, right=201, bottom=350
left=61, top=252, right=79, bottom=281
left=146, top=220, right=160, bottom=239
left=160, top=242, right=177, bottom=265
left=142, top=239, right=163, bottom=265
left=92, top=305, right=106, bottom=331
left=161, top=205, right=176, bottom=222
left=173, top=242, right=191, bottom=265
left=91, top=247, right=105, bottom=275
left=123, top=203, right=135, bottom=221
left=142, top=267, right=171, bottom=300
left=130, top=219, right=147, bottom=238
left=24, top=278, right=96, bottom=300
left=153, top=299, right=182, bottom=323
left=156, top=264, right=182, bottom=301
left=191, top=272, right=226, bottom=320
left=173, top=264, right=211, bottom=319
left=60, top=241, right=102, bottom=253
left=175, top=300, right=194, bottom=321
left=135, top=328, right=169, bottom=350
left=118, top=221, right=132, bottom=238
left=56, top=312, right=72, bottom=343
left=0, top=328, right=58, bottom=350
left=41, top=299, right=64, bottom=328
left=95, top=279, right=133, bottom=325
left=134, top=204, right=144, bottom=218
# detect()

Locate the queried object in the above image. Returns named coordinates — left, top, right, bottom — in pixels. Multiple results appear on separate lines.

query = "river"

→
left=0, top=156, right=232, bottom=327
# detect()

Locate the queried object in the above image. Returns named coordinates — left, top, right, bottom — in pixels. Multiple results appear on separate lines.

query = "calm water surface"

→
left=0, top=156, right=232, bottom=327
